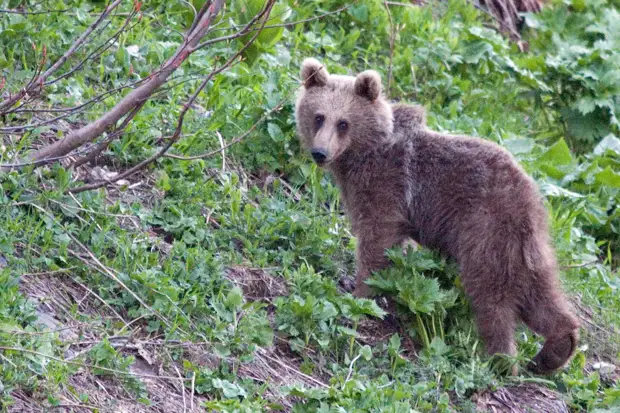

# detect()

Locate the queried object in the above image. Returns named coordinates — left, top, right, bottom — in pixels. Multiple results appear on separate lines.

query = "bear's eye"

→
left=337, top=120, right=348, bottom=132
left=314, top=114, right=325, bottom=128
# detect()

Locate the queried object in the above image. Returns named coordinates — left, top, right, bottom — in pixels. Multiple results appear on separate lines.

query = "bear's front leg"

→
left=352, top=225, right=406, bottom=298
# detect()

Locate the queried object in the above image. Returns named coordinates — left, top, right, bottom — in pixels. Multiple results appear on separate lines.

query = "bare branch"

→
left=68, top=0, right=278, bottom=194
left=1, top=0, right=226, bottom=172
left=0, top=8, right=69, bottom=15
left=560, top=259, right=600, bottom=270
left=70, top=100, right=147, bottom=168
left=0, top=145, right=101, bottom=169
left=383, top=0, right=395, bottom=97
left=44, top=10, right=140, bottom=88
left=194, top=2, right=357, bottom=51
left=7, top=77, right=146, bottom=115
left=165, top=82, right=301, bottom=161
left=0, top=0, right=125, bottom=114
left=0, top=346, right=190, bottom=381
left=166, top=60, right=330, bottom=162
left=0, top=76, right=150, bottom=133
left=188, top=0, right=212, bottom=34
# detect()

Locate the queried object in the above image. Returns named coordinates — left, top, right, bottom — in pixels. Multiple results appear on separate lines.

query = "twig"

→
left=67, top=274, right=126, bottom=326
left=383, top=0, right=395, bottom=97
left=9, top=74, right=149, bottom=115
left=45, top=9, right=140, bottom=87
left=172, top=362, right=188, bottom=413
left=190, top=371, right=196, bottom=410
left=2, top=0, right=226, bottom=172
left=344, top=353, right=362, bottom=387
left=0, top=74, right=149, bottom=128
left=69, top=0, right=278, bottom=194
left=115, top=315, right=149, bottom=336
left=257, top=348, right=329, bottom=388
left=410, top=64, right=418, bottom=94
left=25, top=202, right=181, bottom=335
left=0, top=145, right=101, bottom=168
left=0, top=8, right=69, bottom=15
left=385, top=1, right=419, bottom=6
left=560, top=259, right=600, bottom=270
left=167, top=59, right=331, bottom=161
left=46, top=199, right=139, bottom=220
left=69, top=249, right=179, bottom=332
left=0, top=0, right=124, bottom=114
left=164, top=83, right=299, bottom=161
left=0, top=346, right=191, bottom=381
left=193, top=2, right=357, bottom=51
left=20, top=268, right=74, bottom=277
left=49, top=402, right=101, bottom=411
left=216, top=131, right=226, bottom=172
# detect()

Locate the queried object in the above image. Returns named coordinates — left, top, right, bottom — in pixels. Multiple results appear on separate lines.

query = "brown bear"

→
left=294, top=58, right=580, bottom=375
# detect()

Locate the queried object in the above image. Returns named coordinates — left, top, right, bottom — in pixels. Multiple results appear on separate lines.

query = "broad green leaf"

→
left=267, top=123, right=283, bottom=141
left=360, top=345, right=372, bottom=361
left=388, top=334, right=401, bottom=353
left=349, top=4, right=369, bottom=22
left=337, top=326, right=359, bottom=337
left=461, top=41, right=493, bottom=64
left=224, top=286, right=244, bottom=310
left=212, top=378, right=247, bottom=398
left=538, top=138, right=573, bottom=165
left=594, top=167, right=620, bottom=188
left=575, top=98, right=597, bottom=115
left=429, top=337, right=449, bottom=356
left=562, top=108, right=612, bottom=143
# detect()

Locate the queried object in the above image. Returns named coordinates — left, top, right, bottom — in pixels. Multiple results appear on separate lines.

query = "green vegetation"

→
left=0, top=0, right=619, bottom=411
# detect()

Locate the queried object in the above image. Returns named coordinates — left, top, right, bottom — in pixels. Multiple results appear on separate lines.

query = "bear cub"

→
left=294, top=58, right=579, bottom=375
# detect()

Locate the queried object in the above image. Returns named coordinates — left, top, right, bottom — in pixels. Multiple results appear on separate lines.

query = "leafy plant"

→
left=368, top=248, right=460, bottom=349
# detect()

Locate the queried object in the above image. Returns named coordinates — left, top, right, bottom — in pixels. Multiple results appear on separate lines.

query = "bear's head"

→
left=295, top=58, right=393, bottom=167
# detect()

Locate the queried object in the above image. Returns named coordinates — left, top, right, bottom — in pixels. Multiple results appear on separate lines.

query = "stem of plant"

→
left=348, top=319, right=359, bottom=360
left=416, top=314, right=430, bottom=349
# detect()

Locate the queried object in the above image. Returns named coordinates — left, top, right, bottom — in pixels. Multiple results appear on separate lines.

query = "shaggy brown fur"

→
left=294, top=58, right=580, bottom=375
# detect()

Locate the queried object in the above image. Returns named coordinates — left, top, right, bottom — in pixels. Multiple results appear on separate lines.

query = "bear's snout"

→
left=311, top=148, right=328, bottom=165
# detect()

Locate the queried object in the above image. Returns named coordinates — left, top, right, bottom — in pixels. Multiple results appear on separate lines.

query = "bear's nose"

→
left=311, top=149, right=328, bottom=164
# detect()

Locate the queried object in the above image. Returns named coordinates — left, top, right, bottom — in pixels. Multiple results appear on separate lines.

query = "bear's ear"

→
left=354, top=70, right=382, bottom=101
left=301, top=58, right=329, bottom=89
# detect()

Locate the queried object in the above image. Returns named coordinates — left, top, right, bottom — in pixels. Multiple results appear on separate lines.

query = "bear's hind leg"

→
left=472, top=299, right=519, bottom=374
left=519, top=283, right=580, bottom=375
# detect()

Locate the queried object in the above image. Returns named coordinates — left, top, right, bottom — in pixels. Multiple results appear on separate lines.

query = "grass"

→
left=1, top=0, right=619, bottom=411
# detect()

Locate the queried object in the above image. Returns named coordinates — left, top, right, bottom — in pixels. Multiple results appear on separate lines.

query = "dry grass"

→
left=474, top=383, right=570, bottom=413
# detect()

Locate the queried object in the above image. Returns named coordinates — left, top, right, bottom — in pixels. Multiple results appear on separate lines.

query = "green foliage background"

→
left=0, top=0, right=619, bottom=411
